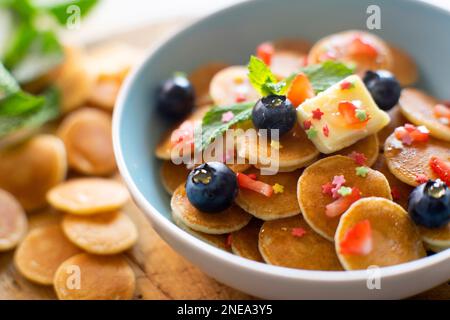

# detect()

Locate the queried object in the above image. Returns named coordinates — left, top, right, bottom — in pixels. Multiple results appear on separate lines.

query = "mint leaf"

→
left=196, top=102, right=254, bottom=151
left=0, top=62, right=20, bottom=94
left=3, top=22, right=37, bottom=69
left=299, top=61, right=355, bottom=93
left=40, top=0, right=99, bottom=24
left=247, top=56, right=290, bottom=96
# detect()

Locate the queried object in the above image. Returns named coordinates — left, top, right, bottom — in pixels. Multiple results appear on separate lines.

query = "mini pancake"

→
left=58, top=108, right=116, bottom=176
left=372, top=154, right=413, bottom=210
left=47, top=178, right=130, bottom=215
left=172, top=212, right=231, bottom=252
left=259, top=216, right=343, bottom=270
left=388, top=46, right=418, bottom=86
left=160, top=161, right=190, bottom=194
left=399, top=88, right=450, bottom=142
left=330, top=134, right=379, bottom=167
left=209, top=65, right=260, bottom=106
left=419, top=223, right=450, bottom=251
left=62, top=211, right=138, bottom=255
left=231, top=219, right=264, bottom=262
left=171, top=185, right=252, bottom=234
left=0, top=134, right=67, bottom=211
left=298, top=155, right=392, bottom=241
left=14, top=225, right=82, bottom=285
left=377, top=105, right=408, bottom=147
left=54, top=47, right=95, bottom=113
left=384, top=132, right=450, bottom=186
left=54, top=253, right=135, bottom=300
left=155, top=107, right=208, bottom=160
left=188, top=62, right=230, bottom=106
left=0, top=189, right=27, bottom=251
left=335, top=197, right=426, bottom=270
left=270, top=38, right=311, bottom=78
left=235, top=167, right=302, bottom=221
left=307, top=30, right=393, bottom=76
left=88, top=78, right=121, bottom=111
left=237, top=125, right=320, bottom=173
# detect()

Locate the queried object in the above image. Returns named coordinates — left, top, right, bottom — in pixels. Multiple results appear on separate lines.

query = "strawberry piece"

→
left=348, top=36, right=378, bottom=59
left=340, top=81, right=354, bottom=90
left=430, top=156, right=450, bottom=186
left=247, top=174, right=257, bottom=180
left=256, top=42, right=275, bottom=66
left=339, top=220, right=373, bottom=256
left=237, top=172, right=273, bottom=197
left=291, top=228, right=307, bottom=238
left=395, top=124, right=429, bottom=145
left=433, top=104, right=450, bottom=121
left=325, top=187, right=361, bottom=218
left=287, top=73, right=315, bottom=107
left=338, top=101, right=370, bottom=129
left=409, top=127, right=429, bottom=142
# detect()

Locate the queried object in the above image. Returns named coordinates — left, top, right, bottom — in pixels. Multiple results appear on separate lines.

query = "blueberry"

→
left=408, top=179, right=450, bottom=228
left=156, top=73, right=195, bottom=120
left=363, top=70, right=402, bottom=111
left=186, top=162, right=238, bottom=213
left=252, top=95, right=297, bottom=137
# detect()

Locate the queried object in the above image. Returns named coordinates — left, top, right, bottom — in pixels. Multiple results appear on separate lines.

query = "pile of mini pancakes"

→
left=0, top=43, right=143, bottom=299
left=157, top=31, right=450, bottom=272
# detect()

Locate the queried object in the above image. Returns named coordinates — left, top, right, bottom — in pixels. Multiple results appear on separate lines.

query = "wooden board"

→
left=0, top=19, right=449, bottom=300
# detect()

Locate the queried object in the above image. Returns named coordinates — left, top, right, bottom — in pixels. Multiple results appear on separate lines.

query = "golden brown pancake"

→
left=259, top=216, right=343, bottom=270
left=235, top=167, right=302, bottom=221
left=384, top=133, right=450, bottom=186
left=171, top=185, right=251, bottom=234
left=0, top=134, right=67, bottom=211
left=58, top=108, right=116, bottom=176
left=54, top=253, right=135, bottom=300
left=372, top=154, right=413, bottom=210
left=160, top=161, right=190, bottom=194
left=377, top=105, right=408, bottom=148
left=330, top=134, right=379, bottom=166
left=388, top=46, right=419, bottom=86
left=298, top=156, right=392, bottom=241
left=399, top=88, right=450, bottom=142
left=419, top=223, right=449, bottom=251
left=237, top=125, right=319, bottom=173
left=189, top=62, right=230, bottom=106
left=231, top=219, right=264, bottom=262
left=335, top=197, right=426, bottom=270
left=62, top=211, right=138, bottom=255
left=172, top=212, right=231, bottom=252
left=47, top=178, right=130, bottom=215
left=14, top=225, right=82, bottom=285
left=0, top=189, right=27, bottom=251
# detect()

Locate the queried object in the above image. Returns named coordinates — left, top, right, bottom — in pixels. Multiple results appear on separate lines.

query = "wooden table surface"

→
left=0, top=19, right=449, bottom=300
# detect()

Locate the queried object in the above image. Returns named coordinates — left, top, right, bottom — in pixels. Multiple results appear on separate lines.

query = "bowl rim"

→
left=113, top=0, right=450, bottom=283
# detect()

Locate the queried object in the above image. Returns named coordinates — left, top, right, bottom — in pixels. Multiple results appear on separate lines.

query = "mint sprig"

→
left=247, top=56, right=291, bottom=96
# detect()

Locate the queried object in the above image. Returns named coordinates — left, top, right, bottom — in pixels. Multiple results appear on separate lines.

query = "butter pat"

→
left=297, top=75, right=390, bottom=154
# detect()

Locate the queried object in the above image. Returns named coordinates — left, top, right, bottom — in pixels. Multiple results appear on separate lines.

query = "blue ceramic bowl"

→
left=113, top=0, right=450, bottom=299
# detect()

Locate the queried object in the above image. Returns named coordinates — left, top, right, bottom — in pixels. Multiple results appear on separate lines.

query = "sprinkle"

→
left=273, top=183, right=285, bottom=194
left=340, top=81, right=355, bottom=90
left=235, top=93, right=246, bottom=103
left=306, top=127, right=318, bottom=139
left=337, top=186, right=353, bottom=197
left=226, top=234, right=233, bottom=247
left=221, top=111, right=234, bottom=123
left=291, top=228, right=307, bottom=238
left=234, top=76, right=244, bottom=84
left=348, top=151, right=367, bottom=165
left=322, top=182, right=334, bottom=196
left=303, top=120, right=312, bottom=130
left=416, top=174, right=428, bottom=184
left=355, top=109, right=368, bottom=122
left=323, top=124, right=329, bottom=137
left=312, top=108, right=324, bottom=120
left=355, top=166, right=369, bottom=177
left=331, top=175, right=346, bottom=198
left=247, top=174, right=257, bottom=180
left=391, top=187, right=401, bottom=201
left=401, top=132, right=413, bottom=145
left=270, top=140, right=282, bottom=150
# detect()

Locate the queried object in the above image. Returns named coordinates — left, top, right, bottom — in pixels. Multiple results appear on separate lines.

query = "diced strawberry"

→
left=348, top=36, right=378, bottom=59
left=256, top=42, right=275, bottom=66
left=433, top=104, right=450, bottom=121
left=430, top=156, right=450, bottom=186
left=409, top=127, right=429, bottom=142
left=340, top=81, right=354, bottom=90
left=339, top=219, right=373, bottom=256
left=325, top=187, right=361, bottom=218
left=394, top=124, right=429, bottom=144
left=287, top=73, right=315, bottom=107
left=235, top=92, right=247, bottom=103
left=247, top=173, right=257, bottom=180
left=237, top=172, right=274, bottom=197
left=338, top=101, right=370, bottom=129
